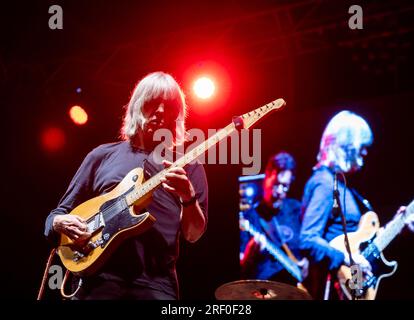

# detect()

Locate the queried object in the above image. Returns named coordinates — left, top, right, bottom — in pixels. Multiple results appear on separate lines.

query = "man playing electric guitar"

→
left=44, top=72, right=208, bottom=300
left=299, top=110, right=414, bottom=300
left=43, top=71, right=287, bottom=300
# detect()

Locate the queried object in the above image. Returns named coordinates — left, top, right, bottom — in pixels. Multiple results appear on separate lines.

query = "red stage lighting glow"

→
left=69, top=105, right=88, bottom=125
left=41, top=127, right=65, bottom=152
left=183, top=60, right=232, bottom=115
left=193, top=77, right=215, bottom=99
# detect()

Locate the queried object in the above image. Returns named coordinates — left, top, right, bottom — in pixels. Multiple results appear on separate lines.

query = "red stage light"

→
left=69, top=105, right=88, bottom=125
left=183, top=60, right=232, bottom=115
left=193, top=77, right=215, bottom=99
left=41, top=127, right=65, bottom=152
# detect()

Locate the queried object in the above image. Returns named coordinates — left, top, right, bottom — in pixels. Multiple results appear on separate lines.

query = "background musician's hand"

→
left=161, top=160, right=195, bottom=202
left=53, top=214, right=91, bottom=243
left=297, top=257, right=309, bottom=279
left=397, top=206, right=414, bottom=232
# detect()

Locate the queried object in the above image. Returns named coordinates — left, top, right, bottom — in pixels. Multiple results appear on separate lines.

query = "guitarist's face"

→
left=263, top=169, right=292, bottom=209
left=338, top=144, right=369, bottom=173
left=141, top=97, right=181, bottom=149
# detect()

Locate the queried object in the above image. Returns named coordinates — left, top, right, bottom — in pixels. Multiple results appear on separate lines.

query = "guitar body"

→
left=58, top=168, right=156, bottom=276
left=329, top=211, right=397, bottom=300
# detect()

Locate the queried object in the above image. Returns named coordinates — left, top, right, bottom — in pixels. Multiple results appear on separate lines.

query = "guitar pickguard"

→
left=337, top=237, right=398, bottom=300
left=93, top=186, right=148, bottom=248
left=70, top=187, right=149, bottom=259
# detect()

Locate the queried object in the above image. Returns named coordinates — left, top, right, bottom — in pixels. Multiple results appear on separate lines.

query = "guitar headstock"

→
left=240, top=98, right=286, bottom=129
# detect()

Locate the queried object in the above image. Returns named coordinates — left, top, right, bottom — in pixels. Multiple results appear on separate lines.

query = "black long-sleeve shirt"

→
left=44, top=141, right=208, bottom=298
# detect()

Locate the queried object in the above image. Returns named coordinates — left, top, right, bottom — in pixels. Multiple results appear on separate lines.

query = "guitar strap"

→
left=349, top=188, right=374, bottom=213
left=257, top=203, right=283, bottom=245
left=258, top=202, right=292, bottom=251
left=322, top=189, right=373, bottom=300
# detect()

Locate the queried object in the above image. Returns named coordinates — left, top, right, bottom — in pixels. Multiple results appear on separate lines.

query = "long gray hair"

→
left=121, top=72, right=187, bottom=145
left=316, top=110, right=373, bottom=172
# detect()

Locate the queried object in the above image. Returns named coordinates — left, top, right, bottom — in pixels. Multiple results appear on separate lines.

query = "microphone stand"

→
left=333, top=170, right=359, bottom=300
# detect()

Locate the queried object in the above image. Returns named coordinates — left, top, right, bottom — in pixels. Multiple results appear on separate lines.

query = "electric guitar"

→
left=239, top=212, right=304, bottom=283
left=58, top=98, right=286, bottom=276
left=329, top=199, right=414, bottom=300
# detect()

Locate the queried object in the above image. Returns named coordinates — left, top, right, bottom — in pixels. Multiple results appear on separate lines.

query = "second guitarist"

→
left=240, top=152, right=309, bottom=286
left=296, top=110, right=412, bottom=300
left=299, top=110, right=374, bottom=300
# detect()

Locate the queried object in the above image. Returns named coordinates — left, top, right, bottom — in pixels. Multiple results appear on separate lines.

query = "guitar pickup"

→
left=86, top=212, right=105, bottom=234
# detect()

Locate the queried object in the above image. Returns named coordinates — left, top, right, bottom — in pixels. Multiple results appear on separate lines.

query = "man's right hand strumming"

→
left=53, top=215, right=91, bottom=243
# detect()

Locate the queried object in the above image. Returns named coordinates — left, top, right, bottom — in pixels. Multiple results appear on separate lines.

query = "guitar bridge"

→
left=72, top=251, right=85, bottom=262
left=71, top=235, right=109, bottom=263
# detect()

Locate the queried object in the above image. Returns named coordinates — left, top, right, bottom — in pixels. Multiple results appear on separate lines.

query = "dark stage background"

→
left=1, top=0, right=413, bottom=300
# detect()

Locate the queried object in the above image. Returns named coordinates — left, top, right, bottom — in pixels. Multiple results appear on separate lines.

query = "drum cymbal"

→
left=215, top=280, right=312, bottom=300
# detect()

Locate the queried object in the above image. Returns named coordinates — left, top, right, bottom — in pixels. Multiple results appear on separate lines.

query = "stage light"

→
left=69, top=105, right=88, bottom=125
left=193, top=77, right=215, bottom=99
left=41, top=127, right=65, bottom=152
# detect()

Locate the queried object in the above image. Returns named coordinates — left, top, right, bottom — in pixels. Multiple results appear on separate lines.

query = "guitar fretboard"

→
left=125, top=122, right=236, bottom=206
left=373, top=213, right=406, bottom=252
left=125, top=99, right=285, bottom=206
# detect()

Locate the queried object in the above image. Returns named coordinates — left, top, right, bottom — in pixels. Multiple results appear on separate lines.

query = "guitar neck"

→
left=373, top=213, right=406, bottom=252
left=125, top=122, right=236, bottom=205
left=126, top=99, right=285, bottom=205
left=240, top=215, right=302, bottom=282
